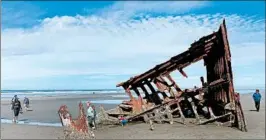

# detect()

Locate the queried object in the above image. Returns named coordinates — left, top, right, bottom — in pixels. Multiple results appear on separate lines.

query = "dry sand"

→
left=1, top=93, right=265, bottom=139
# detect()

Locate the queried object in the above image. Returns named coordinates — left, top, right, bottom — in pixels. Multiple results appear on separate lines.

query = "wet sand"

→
left=1, top=93, right=125, bottom=123
left=1, top=93, right=265, bottom=139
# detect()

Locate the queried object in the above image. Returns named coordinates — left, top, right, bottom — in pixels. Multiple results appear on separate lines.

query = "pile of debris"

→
left=57, top=19, right=247, bottom=139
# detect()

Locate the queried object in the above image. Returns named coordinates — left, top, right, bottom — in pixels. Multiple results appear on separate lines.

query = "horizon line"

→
left=1, top=87, right=265, bottom=91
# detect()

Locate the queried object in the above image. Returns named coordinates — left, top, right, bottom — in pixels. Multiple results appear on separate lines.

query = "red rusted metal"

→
left=115, top=19, right=247, bottom=132
left=58, top=102, right=88, bottom=134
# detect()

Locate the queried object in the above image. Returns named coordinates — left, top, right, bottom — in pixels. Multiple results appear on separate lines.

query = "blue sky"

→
left=1, top=1, right=265, bottom=90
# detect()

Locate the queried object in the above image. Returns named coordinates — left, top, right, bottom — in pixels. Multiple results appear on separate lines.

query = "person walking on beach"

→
left=24, top=96, right=30, bottom=111
left=86, top=101, right=95, bottom=130
left=11, top=98, right=23, bottom=123
left=11, top=95, right=18, bottom=102
left=10, top=95, right=18, bottom=109
left=253, top=89, right=262, bottom=112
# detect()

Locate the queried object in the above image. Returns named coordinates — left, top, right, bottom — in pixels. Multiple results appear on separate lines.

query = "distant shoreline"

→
left=1, top=88, right=265, bottom=101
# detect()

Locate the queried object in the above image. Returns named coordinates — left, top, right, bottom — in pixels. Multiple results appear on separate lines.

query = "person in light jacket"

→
left=86, top=101, right=95, bottom=129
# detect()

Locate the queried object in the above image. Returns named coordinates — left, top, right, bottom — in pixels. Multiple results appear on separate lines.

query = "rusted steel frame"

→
left=178, top=55, right=208, bottom=70
left=177, top=101, right=186, bottom=124
left=189, top=42, right=214, bottom=56
left=117, top=24, right=217, bottom=88
left=178, top=68, right=188, bottom=78
left=157, top=76, right=176, bottom=97
left=189, top=99, right=200, bottom=122
left=234, top=93, right=248, bottom=131
left=145, top=80, right=162, bottom=105
left=145, top=80, right=157, bottom=93
left=116, top=20, right=246, bottom=131
left=127, top=98, right=180, bottom=121
left=124, top=89, right=143, bottom=114
left=124, top=86, right=134, bottom=101
left=140, top=84, right=153, bottom=102
left=132, top=87, right=141, bottom=97
left=198, top=112, right=232, bottom=125
left=129, top=49, right=206, bottom=86
left=190, top=32, right=217, bottom=50
left=132, top=87, right=144, bottom=105
left=154, top=76, right=170, bottom=88
left=154, top=79, right=164, bottom=92
left=153, top=79, right=169, bottom=99
left=58, top=103, right=89, bottom=133
left=220, top=21, right=235, bottom=104
left=165, top=74, right=182, bottom=92
left=119, top=50, right=189, bottom=86
left=208, top=78, right=227, bottom=86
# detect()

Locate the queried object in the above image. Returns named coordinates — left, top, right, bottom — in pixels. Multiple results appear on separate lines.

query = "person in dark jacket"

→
left=12, top=98, right=23, bottom=123
left=10, top=95, right=18, bottom=109
left=253, top=89, right=262, bottom=112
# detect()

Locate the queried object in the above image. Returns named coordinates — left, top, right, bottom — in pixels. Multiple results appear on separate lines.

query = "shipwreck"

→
left=111, top=19, right=247, bottom=131
left=58, top=19, right=247, bottom=138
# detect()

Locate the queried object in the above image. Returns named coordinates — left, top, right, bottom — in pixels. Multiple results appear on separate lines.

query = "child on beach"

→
left=118, top=115, right=128, bottom=126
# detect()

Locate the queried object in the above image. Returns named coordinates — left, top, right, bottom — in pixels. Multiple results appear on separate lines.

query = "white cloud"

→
left=1, top=13, right=265, bottom=89
left=96, top=1, right=209, bottom=19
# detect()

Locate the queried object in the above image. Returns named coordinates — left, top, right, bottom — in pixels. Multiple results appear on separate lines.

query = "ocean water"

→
left=1, top=89, right=123, bottom=100
left=1, top=118, right=62, bottom=127
left=83, top=99, right=125, bottom=104
left=1, top=88, right=264, bottom=102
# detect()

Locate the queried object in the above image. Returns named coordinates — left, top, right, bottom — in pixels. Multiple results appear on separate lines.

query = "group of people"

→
left=10, top=95, right=30, bottom=123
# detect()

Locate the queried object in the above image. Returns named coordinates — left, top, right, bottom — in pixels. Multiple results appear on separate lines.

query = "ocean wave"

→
left=1, top=89, right=125, bottom=99
left=82, top=100, right=124, bottom=104
left=1, top=118, right=62, bottom=127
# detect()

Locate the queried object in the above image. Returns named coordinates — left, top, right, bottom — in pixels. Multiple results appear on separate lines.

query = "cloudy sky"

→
left=1, top=1, right=265, bottom=90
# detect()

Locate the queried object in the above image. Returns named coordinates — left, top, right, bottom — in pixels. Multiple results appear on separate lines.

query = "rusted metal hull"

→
left=58, top=102, right=89, bottom=134
left=115, top=19, right=247, bottom=131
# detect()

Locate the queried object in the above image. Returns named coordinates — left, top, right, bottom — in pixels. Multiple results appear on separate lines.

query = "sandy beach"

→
left=1, top=93, right=265, bottom=139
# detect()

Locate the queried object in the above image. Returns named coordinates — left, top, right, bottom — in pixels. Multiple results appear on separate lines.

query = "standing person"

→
left=10, top=95, right=18, bottom=109
left=23, top=96, right=30, bottom=111
left=11, top=98, right=23, bottom=123
left=92, top=105, right=97, bottom=129
left=86, top=101, right=94, bottom=129
left=11, top=95, right=18, bottom=102
left=253, top=89, right=262, bottom=112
